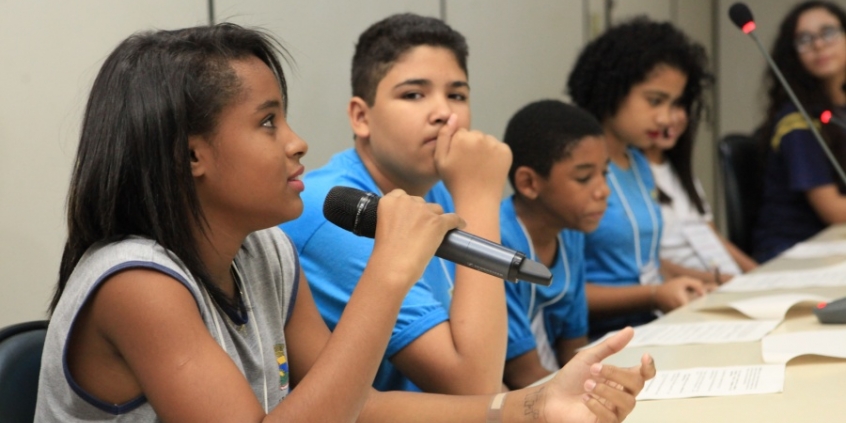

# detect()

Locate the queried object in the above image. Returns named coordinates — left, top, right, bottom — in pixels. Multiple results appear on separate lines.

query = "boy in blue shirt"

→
left=281, top=13, right=512, bottom=394
left=499, top=100, right=611, bottom=389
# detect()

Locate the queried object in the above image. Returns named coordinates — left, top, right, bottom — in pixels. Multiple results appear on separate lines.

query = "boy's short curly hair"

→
left=352, top=13, right=468, bottom=106
left=504, top=100, right=604, bottom=189
left=566, top=17, right=709, bottom=122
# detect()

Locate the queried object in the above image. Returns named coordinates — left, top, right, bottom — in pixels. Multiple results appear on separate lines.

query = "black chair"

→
left=0, top=320, right=48, bottom=423
left=718, top=133, right=763, bottom=256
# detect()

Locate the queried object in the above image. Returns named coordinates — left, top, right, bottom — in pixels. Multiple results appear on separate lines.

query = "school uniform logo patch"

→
left=274, top=343, right=290, bottom=390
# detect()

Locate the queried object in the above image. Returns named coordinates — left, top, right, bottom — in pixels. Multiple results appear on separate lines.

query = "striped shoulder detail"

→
left=771, top=112, right=821, bottom=150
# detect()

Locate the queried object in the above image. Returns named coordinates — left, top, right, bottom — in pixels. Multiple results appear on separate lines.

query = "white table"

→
left=603, top=225, right=846, bottom=423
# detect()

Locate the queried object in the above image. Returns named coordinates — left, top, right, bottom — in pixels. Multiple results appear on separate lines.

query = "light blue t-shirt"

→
left=281, top=148, right=455, bottom=392
left=500, top=197, right=588, bottom=370
left=584, top=147, right=662, bottom=338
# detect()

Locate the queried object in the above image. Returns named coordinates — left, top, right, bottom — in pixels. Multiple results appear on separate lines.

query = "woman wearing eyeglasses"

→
left=753, top=1, right=846, bottom=262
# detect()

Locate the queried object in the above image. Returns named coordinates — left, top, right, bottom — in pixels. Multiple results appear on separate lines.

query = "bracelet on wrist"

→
left=486, top=392, right=506, bottom=423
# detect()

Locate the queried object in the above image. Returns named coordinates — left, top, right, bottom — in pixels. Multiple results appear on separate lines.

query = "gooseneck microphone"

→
left=729, top=2, right=846, bottom=186
left=323, top=186, right=553, bottom=286
left=820, top=109, right=846, bottom=132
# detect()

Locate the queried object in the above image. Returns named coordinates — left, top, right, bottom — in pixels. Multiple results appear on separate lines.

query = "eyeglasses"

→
left=794, top=25, right=845, bottom=53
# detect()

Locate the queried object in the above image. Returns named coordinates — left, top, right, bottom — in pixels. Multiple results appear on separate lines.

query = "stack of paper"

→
left=637, top=365, right=785, bottom=400
left=589, top=320, right=781, bottom=349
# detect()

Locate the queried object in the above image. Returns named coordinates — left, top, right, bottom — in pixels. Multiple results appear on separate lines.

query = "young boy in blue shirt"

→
left=281, top=13, right=513, bottom=394
left=499, top=100, right=611, bottom=389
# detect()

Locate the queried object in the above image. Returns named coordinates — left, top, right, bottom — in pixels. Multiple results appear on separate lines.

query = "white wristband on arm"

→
left=486, top=392, right=506, bottom=423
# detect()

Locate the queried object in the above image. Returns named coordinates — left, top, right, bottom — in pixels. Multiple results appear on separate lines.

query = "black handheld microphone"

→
left=728, top=2, right=846, bottom=186
left=323, top=186, right=553, bottom=286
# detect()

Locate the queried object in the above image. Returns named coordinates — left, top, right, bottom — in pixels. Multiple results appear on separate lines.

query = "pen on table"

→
left=712, top=264, right=723, bottom=286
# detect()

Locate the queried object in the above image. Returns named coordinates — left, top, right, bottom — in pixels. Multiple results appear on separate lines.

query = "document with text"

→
left=637, top=364, right=785, bottom=400
left=588, top=320, right=781, bottom=348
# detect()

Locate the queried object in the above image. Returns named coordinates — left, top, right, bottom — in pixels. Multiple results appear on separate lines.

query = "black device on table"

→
left=814, top=298, right=846, bottom=324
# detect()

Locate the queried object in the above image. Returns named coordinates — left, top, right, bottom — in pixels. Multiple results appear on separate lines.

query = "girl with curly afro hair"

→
left=566, top=17, right=718, bottom=339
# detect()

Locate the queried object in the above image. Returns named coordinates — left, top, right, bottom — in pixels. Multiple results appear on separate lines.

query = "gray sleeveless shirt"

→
left=35, top=228, right=299, bottom=422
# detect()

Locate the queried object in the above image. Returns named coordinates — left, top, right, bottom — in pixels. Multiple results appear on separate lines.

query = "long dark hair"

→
left=759, top=1, right=846, bottom=181
left=51, top=23, right=290, bottom=314
left=662, top=107, right=710, bottom=215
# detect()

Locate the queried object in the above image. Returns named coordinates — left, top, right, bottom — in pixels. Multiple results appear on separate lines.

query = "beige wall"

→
left=0, top=1, right=208, bottom=327
left=446, top=1, right=584, bottom=141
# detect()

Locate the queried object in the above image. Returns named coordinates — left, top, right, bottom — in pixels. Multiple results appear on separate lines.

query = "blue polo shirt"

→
left=500, top=196, right=588, bottom=368
left=281, top=148, right=455, bottom=392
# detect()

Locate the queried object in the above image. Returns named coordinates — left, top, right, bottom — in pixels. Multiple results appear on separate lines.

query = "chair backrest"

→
left=718, top=133, right=763, bottom=255
left=0, top=320, right=48, bottom=423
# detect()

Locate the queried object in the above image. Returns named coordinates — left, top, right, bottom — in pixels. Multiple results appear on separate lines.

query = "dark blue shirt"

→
left=753, top=103, right=839, bottom=262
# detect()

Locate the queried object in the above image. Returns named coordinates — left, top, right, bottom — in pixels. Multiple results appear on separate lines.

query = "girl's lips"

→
left=586, top=210, right=606, bottom=220
left=288, top=166, right=305, bottom=192
left=288, top=178, right=305, bottom=192
left=288, top=166, right=304, bottom=179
